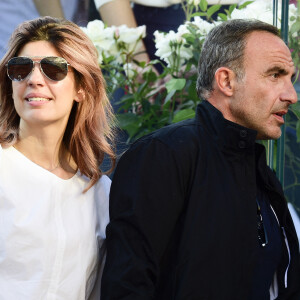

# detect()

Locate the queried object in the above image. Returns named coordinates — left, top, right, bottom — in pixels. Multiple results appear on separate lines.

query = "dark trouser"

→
left=134, top=3, right=186, bottom=73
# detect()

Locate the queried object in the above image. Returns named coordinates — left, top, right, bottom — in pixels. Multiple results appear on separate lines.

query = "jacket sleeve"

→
left=101, top=137, right=186, bottom=299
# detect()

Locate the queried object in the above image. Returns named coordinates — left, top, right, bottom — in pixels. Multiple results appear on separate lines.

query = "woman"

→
left=0, top=16, right=115, bottom=299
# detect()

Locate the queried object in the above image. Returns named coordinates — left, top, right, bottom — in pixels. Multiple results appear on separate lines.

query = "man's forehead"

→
left=245, top=31, right=283, bottom=50
left=245, top=32, right=294, bottom=67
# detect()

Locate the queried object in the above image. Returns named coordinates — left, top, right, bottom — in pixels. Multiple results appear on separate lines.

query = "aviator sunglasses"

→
left=6, top=56, right=70, bottom=82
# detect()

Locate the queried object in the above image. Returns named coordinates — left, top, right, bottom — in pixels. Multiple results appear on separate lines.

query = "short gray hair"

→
left=196, top=19, right=280, bottom=99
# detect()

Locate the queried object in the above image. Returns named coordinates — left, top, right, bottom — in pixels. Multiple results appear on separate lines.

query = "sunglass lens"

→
left=7, top=57, right=33, bottom=81
left=41, top=57, right=68, bottom=81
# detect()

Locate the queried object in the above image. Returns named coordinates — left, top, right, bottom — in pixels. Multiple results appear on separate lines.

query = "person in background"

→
left=94, top=0, right=241, bottom=167
left=0, top=16, right=115, bottom=299
left=94, top=0, right=240, bottom=71
left=101, top=19, right=300, bottom=299
left=0, top=0, right=89, bottom=58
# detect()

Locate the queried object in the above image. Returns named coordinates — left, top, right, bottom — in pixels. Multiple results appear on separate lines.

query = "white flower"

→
left=81, top=19, right=116, bottom=63
left=118, top=25, right=146, bottom=44
left=154, top=30, right=177, bottom=61
left=154, top=29, right=193, bottom=68
left=177, top=24, right=190, bottom=36
left=82, top=20, right=146, bottom=65
left=153, top=31, right=165, bottom=43
left=187, top=0, right=200, bottom=5
left=84, top=0, right=299, bottom=72
left=230, top=0, right=297, bottom=30
left=117, top=25, right=146, bottom=54
left=85, top=20, right=104, bottom=39
left=288, top=3, right=298, bottom=31
left=189, top=16, right=216, bottom=36
left=85, top=20, right=115, bottom=45
left=123, top=63, right=135, bottom=79
left=112, top=25, right=146, bottom=63
left=289, top=3, right=298, bottom=21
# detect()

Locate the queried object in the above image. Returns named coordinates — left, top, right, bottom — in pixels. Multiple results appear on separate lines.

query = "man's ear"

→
left=214, top=67, right=236, bottom=97
left=74, top=89, right=85, bottom=103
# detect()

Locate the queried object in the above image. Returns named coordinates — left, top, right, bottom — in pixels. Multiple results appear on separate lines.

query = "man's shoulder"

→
left=133, top=118, right=200, bottom=151
left=119, top=118, right=202, bottom=173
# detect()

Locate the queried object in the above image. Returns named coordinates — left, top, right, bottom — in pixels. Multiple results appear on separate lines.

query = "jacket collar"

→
left=195, top=101, right=282, bottom=196
left=196, top=100, right=258, bottom=153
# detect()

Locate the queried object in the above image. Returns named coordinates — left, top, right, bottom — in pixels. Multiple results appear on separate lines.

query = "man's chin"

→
left=256, top=130, right=282, bottom=141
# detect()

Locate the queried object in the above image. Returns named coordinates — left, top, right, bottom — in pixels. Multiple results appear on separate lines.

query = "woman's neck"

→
left=14, top=125, right=77, bottom=179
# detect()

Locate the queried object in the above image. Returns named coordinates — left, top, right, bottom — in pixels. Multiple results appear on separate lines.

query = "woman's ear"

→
left=74, top=89, right=85, bottom=103
left=214, top=67, right=236, bottom=97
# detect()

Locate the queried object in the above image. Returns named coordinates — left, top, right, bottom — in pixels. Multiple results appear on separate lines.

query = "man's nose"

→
left=282, top=80, right=298, bottom=104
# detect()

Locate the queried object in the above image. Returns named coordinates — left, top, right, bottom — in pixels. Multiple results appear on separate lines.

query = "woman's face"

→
left=11, top=40, right=81, bottom=132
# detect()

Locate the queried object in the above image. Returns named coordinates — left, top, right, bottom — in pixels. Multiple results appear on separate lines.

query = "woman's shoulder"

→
left=92, top=175, right=111, bottom=238
left=0, top=144, right=16, bottom=161
left=92, top=174, right=111, bottom=203
left=97, top=174, right=111, bottom=192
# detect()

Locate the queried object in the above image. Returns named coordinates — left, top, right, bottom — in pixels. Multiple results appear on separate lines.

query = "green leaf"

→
left=228, top=4, right=237, bottom=14
left=182, top=33, right=195, bottom=44
left=190, top=12, right=206, bottom=18
left=187, top=80, right=199, bottom=101
left=132, top=59, right=146, bottom=68
left=172, top=109, right=195, bottom=123
left=290, top=102, right=300, bottom=120
left=117, top=113, right=140, bottom=138
left=296, top=120, right=300, bottom=143
left=117, top=94, right=134, bottom=104
left=290, top=22, right=300, bottom=35
left=164, top=89, right=177, bottom=104
left=218, top=13, right=228, bottom=21
left=191, top=12, right=207, bottom=17
left=207, top=5, right=221, bottom=19
left=166, top=78, right=186, bottom=93
left=143, top=69, right=158, bottom=82
left=141, top=99, right=151, bottom=113
left=137, top=81, right=148, bottom=95
left=199, top=0, right=208, bottom=12
left=238, top=1, right=253, bottom=10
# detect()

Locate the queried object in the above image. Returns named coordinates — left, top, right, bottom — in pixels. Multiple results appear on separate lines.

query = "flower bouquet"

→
left=81, top=0, right=300, bottom=143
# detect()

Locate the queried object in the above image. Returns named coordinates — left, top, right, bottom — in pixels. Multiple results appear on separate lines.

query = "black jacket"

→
left=101, top=101, right=300, bottom=300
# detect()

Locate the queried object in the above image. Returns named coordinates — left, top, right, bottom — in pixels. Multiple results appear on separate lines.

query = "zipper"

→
left=270, top=205, right=290, bottom=289
left=281, top=227, right=291, bottom=288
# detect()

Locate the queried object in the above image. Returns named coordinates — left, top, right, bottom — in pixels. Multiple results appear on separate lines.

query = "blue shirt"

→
left=250, top=185, right=283, bottom=300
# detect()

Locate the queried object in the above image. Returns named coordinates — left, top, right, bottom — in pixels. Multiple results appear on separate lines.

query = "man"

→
left=101, top=19, right=300, bottom=299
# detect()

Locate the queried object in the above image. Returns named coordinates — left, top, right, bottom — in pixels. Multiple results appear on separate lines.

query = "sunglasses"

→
left=6, top=56, right=70, bottom=82
left=256, top=198, right=268, bottom=248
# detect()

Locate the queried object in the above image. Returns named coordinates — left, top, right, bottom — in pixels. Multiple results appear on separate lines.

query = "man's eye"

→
left=271, top=73, right=279, bottom=79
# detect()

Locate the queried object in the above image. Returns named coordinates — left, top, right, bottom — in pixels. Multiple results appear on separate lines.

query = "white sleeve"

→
left=95, top=174, right=111, bottom=239
left=288, top=203, right=300, bottom=246
left=95, top=0, right=241, bottom=10
left=94, top=0, right=115, bottom=9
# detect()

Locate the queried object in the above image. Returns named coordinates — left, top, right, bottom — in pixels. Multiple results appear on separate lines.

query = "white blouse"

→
left=0, top=145, right=111, bottom=300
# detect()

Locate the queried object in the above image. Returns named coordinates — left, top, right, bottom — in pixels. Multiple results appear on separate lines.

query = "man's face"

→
left=228, top=31, right=297, bottom=140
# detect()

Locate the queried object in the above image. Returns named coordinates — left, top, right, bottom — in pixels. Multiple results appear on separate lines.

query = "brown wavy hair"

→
left=0, top=16, right=116, bottom=191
